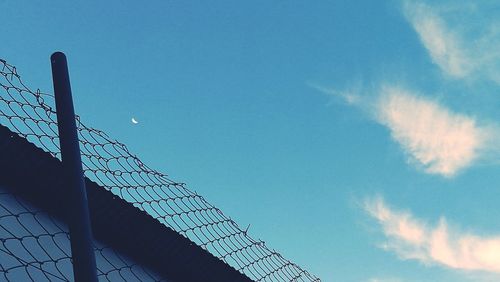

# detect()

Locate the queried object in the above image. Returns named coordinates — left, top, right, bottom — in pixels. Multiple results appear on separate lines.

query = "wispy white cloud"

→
left=317, top=84, right=496, bottom=177
left=403, top=1, right=470, bottom=78
left=314, top=2, right=500, bottom=177
left=365, top=196, right=500, bottom=274
left=309, top=83, right=363, bottom=106
left=403, top=1, right=500, bottom=82
left=375, top=86, right=492, bottom=177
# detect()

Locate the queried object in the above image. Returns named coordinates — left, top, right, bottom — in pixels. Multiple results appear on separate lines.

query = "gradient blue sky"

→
left=3, top=1, right=500, bottom=281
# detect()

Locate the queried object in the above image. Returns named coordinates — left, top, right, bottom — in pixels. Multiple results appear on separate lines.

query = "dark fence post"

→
left=51, top=52, right=98, bottom=282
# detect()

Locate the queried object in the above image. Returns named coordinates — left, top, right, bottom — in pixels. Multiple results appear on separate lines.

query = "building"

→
left=0, top=58, right=319, bottom=281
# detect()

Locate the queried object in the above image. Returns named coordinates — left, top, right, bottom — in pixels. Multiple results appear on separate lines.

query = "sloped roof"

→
left=0, top=58, right=320, bottom=282
left=0, top=123, right=252, bottom=282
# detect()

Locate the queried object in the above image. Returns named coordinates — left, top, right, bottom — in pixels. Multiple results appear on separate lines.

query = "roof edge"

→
left=0, top=124, right=252, bottom=282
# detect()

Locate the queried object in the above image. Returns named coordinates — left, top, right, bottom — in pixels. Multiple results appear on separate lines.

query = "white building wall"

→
left=0, top=186, right=166, bottom=281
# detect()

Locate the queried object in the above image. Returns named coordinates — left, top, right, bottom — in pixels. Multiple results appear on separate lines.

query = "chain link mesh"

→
left=0, top=186, right=163, bottom=281
left=0, top=58, right=320, bottom=282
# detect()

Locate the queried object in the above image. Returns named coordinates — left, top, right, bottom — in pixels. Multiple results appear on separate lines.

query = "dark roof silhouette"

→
left=0, top=123, right=252, bottom=282
left=0, top=58, right=320, bottom=281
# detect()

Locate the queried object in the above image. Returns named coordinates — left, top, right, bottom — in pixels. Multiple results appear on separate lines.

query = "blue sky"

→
left=3, top=1, right=500, bottom=281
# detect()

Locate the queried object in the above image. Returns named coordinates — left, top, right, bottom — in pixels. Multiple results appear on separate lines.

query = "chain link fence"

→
left=0, top=58, right=320, bottom=281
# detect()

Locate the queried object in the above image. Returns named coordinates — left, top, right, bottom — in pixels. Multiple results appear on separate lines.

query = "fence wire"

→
left=0, top=58, right=320, bottom=282
left=0, top=186, right=163, bottom=281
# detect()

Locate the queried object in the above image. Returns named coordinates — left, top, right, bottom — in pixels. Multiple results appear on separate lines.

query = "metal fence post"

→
left=51, top=52, right=98, bottom=282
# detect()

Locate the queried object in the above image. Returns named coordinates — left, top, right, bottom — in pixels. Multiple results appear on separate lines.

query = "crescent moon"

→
left=131, top=118, right=139, bottom=124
